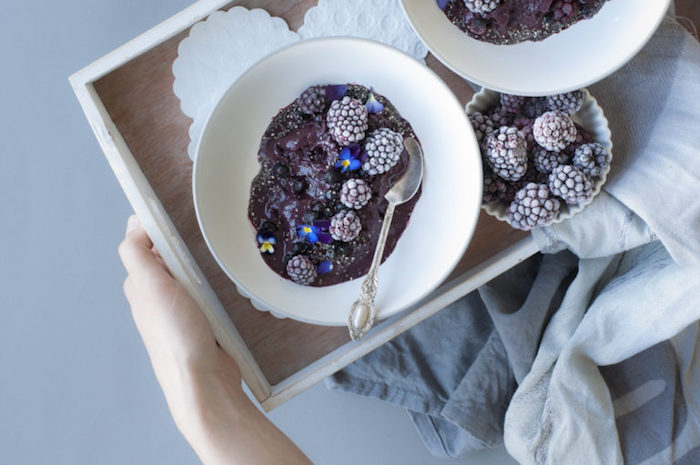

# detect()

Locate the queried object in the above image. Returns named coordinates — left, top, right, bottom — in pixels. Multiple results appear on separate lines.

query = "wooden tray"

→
left=70, top=0, right=537, bottom=411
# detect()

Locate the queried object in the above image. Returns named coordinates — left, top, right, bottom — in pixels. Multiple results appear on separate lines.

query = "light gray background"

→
left=0, top=1, right=518, bottom=464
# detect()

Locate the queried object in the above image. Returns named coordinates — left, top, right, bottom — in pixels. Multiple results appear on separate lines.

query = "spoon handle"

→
left=347, top=201, right=396, bottom=340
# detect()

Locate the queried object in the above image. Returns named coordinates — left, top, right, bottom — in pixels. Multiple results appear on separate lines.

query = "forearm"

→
left=172, top=356, right=312, bottom=465
left=120, top=217, right=310, bottom=464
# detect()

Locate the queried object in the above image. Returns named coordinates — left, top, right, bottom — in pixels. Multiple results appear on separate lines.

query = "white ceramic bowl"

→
left=193, top=38, right=482, bottom=326
left=466, top=88, right=612, bottom=225
left=400, top=0, right=671, bottom=95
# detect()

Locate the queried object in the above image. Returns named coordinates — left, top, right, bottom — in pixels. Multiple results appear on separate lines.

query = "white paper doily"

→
left=172, top=7, right=300, bottom=158
left=173, top=2, right=428, bottom=160
left=298, top=0, right=428, bottom=60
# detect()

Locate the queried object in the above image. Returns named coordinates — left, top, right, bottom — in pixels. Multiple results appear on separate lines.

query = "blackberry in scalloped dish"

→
left=470, top=90, right=610, bottom=230
left=438, top=0, right=610, bottom=45
left=248, top=84, right=421, bottom=286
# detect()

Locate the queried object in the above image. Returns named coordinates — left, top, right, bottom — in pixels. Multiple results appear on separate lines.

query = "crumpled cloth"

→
left=327, top=15, right=700, bottom=465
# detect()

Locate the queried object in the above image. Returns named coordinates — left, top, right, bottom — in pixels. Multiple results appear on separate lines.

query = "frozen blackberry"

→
left=487, top=107, right=510, bottom=128
left=515, top=118, right=536, bottom=150
left=485, top=126, right=528, bottom=181
left=548, top=165, right=593, bottom=205
left=533, top=111, right=577, bottom=152
left=286, top=254, right=317, bottom=285
left=482, top=170, right=511, bottom=204
left=572, top=143, right=610, bottom=177
left=500, top=94, right=526, bottom=114
left=562, top=127, right=594, bottom=157
left=362, top=128, right=403, bottom=175
left=297, top=86, right=328, bottom=115
left=546, top=90, right=584, bottom=115
left=463, top=0, right=501, bottom=14
left=506, top=183, right=561, bottom=231
left=326, top=96, right=369, bottom=146
left=533, top=148, right=570, bottom=174
left=469, top=112, right=496, bottom=143
left=520, top=97, right=548, bottom=119
left=551, top=0, right=580, bottom=23
left=329, top=210, right=362, bottom=242
left=340, top=178, right=372, bottom=209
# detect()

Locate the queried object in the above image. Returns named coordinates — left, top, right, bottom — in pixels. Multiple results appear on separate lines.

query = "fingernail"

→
left=127, top=215, right=140, bottom=232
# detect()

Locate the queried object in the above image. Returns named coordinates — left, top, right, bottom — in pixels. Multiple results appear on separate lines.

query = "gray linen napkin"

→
left=328, top=15, right=700, bottom=464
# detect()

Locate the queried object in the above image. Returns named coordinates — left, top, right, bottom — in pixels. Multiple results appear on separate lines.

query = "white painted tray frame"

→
left=69, top=0, right=538, bottom=411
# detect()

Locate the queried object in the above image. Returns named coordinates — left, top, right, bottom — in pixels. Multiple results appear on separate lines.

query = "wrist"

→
left=160, top=350, right=246, bottom=439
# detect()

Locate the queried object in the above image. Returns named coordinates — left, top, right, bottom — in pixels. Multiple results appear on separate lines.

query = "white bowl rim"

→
left=399, top=0, right=672, bottom=96
left=193, top=36, right=482, bottom=325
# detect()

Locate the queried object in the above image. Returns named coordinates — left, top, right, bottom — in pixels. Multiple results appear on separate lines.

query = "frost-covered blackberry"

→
left=326, top=96, right=369, bottom=146
left=546, top=90, right=584, bottom=115
left=469, top=112, right=496, bottom=143
left=533, top=111, right=577, bottom=152
left=506, top=183, right=561, bottom=231
left=485, top=126, right=528, bottom=181
left=329, top=210, right=362, bottom=242
left=340, top=178, right=372, bottom=209
left=463, top=0, right=501, bottom=14
left=572, top=143, right=610, bottom=177
left=362, top=128, right=403, bottom=175
left=286, top=255, right=317, bottom=285
left=533, top=148, right=570, bottom=174
left=500, top=93, right=526, bottom=114
left=297, top=86, right=328, bottom=115
left=520, top=97, right=548, bottom=119
left=548, top=165, right=593, bottom=204
left=482, top=170, right=511, bottom=204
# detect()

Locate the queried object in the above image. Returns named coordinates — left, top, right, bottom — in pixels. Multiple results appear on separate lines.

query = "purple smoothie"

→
left=248, top=84, right=421, bottom=287
left=442, top=0, right=609, bottom=44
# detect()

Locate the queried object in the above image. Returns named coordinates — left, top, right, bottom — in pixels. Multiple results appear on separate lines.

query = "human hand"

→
left=119, top=215, right=311, bottom=465
left=118, top=215, right=241, bottom=433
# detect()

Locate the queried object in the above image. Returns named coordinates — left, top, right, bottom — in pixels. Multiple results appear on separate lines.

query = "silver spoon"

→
left=347, top=137, right=424, bottom=341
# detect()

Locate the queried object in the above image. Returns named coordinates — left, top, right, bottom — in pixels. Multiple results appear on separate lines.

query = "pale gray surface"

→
left=0, top=1, right=517, bottom=464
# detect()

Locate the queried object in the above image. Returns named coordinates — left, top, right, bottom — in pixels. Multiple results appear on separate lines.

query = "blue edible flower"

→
left=296, top=224, right=319, bottom=244
left=296, top=220, right=333, bottom=245
left=334, top=143, right=362, bottom=172
left=365, top=88, right=385, bottom=114
left=326, top=84, right=348, bottom=101
left=436, top=0, right=450, bottom=10
left=257, top=232, right=277, bottom=255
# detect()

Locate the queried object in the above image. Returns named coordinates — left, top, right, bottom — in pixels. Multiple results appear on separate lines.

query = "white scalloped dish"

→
left=193, top=38, right=481, bottom=325
left=466, top=88, right=612, bottom=227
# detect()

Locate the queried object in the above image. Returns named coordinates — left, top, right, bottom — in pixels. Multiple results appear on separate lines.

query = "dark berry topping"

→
left=292, top=178, right=308, bottom=195
left=334, top=242, right=352, bottom=257
left=273, top=162, right=290, bottom=178
left=259, top=221, right=278, bottom=233
left=311, top=201, right=325, bottom=213
left=323, top=168, right=343, bottom=184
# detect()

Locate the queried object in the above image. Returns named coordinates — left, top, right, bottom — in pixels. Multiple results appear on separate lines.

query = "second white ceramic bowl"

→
left=400, top=0, right=670, bottom=95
